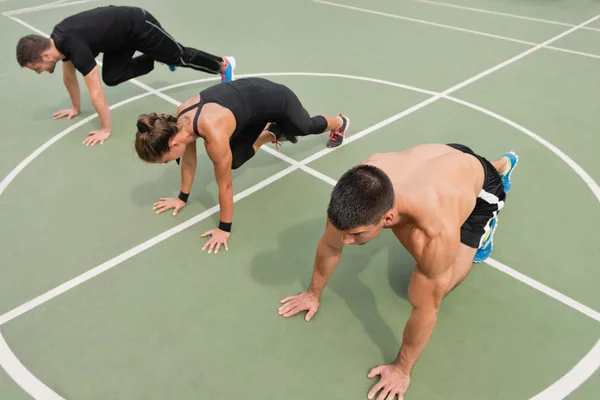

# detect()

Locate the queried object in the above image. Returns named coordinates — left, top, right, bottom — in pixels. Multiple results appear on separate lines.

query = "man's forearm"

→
left=64, top=80, right=81, bottom=111
left=307, top=240, right=342, bottom=298
left=89, top=91, right=111, bottom=130
left=394, top=306, right=439, bottom=374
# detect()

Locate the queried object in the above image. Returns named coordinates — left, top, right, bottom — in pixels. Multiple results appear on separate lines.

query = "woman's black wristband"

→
left=178, top=191, right=189, bottom=202
left=219, top=221, right=232, bottom=232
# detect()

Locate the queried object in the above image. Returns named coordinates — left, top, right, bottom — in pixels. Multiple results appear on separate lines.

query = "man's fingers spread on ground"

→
left=368, top=381, right=384, bottom=400
left=280, top=304, right=299, bottom=316
left=280, top=296, right=297, bottom=304
left=385, top=390, right=399, bottom=400
left=278, top=302, right=296, bottom=314
left=368, top=366, right=383, bottom=379
left=283, top=305, right=305, bottom=317
left=376, top=387, right=391, bottom=400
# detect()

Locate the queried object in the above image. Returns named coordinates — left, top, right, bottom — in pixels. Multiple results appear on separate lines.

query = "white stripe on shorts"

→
left=478, top=188, right=505, bottom=210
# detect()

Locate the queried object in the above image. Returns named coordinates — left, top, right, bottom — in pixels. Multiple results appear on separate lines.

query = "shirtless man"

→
left=278, top=143, right=518, bottom=399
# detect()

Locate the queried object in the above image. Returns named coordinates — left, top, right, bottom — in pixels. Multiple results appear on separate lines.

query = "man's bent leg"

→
left=102, top=48, right=149, bottom=86
left=140, top=13, right=226, bottom=76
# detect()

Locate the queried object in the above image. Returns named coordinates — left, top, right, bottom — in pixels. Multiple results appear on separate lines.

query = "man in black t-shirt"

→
left=15, top=5, right=236, bottom=146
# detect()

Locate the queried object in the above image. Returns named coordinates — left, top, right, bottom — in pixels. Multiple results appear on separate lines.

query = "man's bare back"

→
left=361, top=143, right=486, bottom=261
left=278, top=142, right=519, bottom=400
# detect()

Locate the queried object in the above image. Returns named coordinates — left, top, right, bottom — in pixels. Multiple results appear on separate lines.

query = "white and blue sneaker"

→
left=499, top=151, right=518, bottom=194
left=473, top=216, right=498, bottom=263
left=220, top=56, right=236, bottom=83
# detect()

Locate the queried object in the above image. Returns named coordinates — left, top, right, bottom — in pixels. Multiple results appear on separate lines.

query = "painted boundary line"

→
left=412, top=0, right=600, bottom=33
left=312, top=0, right=600, bottom=61
left=2, top=0, right=97, bottom=16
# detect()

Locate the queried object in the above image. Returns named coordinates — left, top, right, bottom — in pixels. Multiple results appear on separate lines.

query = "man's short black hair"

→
left=327, top=164, right=396, bottom=231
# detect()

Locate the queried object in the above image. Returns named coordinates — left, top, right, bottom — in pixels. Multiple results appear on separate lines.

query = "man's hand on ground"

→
left=278, top=291, right=320, bottom=321
left=367, top=364, right=410, bottom=400
left=53, top=108, right=79, bottom=120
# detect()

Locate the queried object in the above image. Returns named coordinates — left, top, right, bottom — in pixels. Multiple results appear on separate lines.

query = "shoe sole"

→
left=327, top=115, right=351, bottom=148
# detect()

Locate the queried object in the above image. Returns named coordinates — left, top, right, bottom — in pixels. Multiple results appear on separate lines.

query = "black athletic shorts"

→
left=447, top=143, right=506, bottom=249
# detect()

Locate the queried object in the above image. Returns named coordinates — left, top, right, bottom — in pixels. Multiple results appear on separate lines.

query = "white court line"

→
left=0, top=333, right=63, bottom=399
left=530, top=339, right=600, bottom=399
left=0, top=165, right=298, bottom=326
left=312, top=0, right=600, bottom=62
left=0, top=91, right=154, bottom=197
left=486, top=259, right=600, bottom=322
left=412, top=0, right=600, bottom=33
left=2, top=0, right=97, bottom=16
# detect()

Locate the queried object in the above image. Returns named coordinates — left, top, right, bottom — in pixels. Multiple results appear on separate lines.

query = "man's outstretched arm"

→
left=53, top=61, right=80, bottom=120
left=367, top=188, right=459, bottom=399
left=278, top=220, right=344, bottom=321
left=82, top=66, right=111, bottom=146
left=395, top=228, right=457, bottom=373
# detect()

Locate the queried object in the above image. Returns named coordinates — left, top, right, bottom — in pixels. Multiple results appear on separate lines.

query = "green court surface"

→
left=1, top=0, right=599, bottom=399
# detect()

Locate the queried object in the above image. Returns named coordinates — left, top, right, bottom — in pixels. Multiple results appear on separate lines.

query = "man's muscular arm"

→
left=279, top=220, right=344, bottom=320
left=367, top=191, right=460, bottom=400
left=307, top=220, right=345, bottom=297
left=394, top=227, right=458, bottom=374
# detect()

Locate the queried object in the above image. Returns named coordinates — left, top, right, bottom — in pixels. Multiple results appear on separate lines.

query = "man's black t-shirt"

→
left=50, top=5, right=146, bottom=76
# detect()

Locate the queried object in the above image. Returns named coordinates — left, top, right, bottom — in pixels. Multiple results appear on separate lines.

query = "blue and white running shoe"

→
left=499, top=151, right=519, bottom=194
left=473, top=216, right=498, bottom=263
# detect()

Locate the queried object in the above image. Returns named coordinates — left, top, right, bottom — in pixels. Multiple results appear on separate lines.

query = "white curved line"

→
left=0, top=332, right=64, bottom=399
left=0, top=73, right=598, bottom=400
left=155, top=72, right=439, bottom=96
left=2, top=0, right=98, bottom=17
left=530, top=339, right=600, bottom=399
left=446, top=96, right=600, bottom=198
left=0, top=91, right=158, bottom=197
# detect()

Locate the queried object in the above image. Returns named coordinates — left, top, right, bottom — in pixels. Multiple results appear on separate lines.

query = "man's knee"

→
left=102, top=72, right=122, bottom=87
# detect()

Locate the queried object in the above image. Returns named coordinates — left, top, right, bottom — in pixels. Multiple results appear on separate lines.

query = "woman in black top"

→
left=134, top=77, right=350, bottom=254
